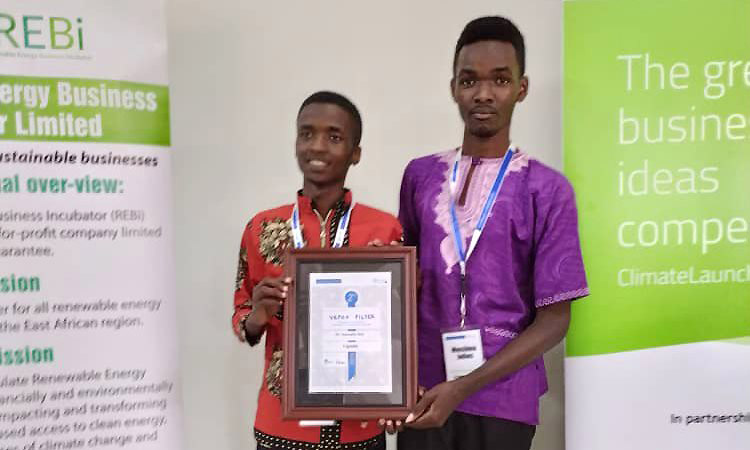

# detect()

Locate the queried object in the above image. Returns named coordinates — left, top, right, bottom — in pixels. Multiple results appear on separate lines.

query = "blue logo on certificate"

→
left=345, top=290, right=358, bottom=308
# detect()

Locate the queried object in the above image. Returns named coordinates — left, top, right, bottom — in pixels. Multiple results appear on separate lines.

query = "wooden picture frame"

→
left=282, top=246, right=418, bottom=420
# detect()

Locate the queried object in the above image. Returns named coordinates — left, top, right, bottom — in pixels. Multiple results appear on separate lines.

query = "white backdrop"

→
left=167, top=1, right=565, bottom=449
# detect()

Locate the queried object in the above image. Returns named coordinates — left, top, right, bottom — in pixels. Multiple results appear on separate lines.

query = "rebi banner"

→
left=0, top=2, right=181, bottom=449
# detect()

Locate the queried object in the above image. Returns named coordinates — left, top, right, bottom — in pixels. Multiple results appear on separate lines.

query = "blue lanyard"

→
left=449, top=146, right=514, bottom=327
left=290, top=198, right=355, bottom=249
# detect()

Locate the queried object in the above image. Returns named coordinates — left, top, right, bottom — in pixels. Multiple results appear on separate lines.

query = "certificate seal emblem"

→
left=345, top=290, right=358, bottom=308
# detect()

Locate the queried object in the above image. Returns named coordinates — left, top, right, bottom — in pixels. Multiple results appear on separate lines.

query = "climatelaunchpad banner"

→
left=564, top=1, right=750, bottom=449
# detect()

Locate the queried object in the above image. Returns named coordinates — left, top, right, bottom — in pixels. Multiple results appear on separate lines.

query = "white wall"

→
left=167, top=1, right=565, bottom=449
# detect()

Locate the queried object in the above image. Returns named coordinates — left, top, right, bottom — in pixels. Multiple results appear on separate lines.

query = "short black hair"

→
left=453, top=16, right=526, bottom=76
left=298, top=91, right=362, bottom=146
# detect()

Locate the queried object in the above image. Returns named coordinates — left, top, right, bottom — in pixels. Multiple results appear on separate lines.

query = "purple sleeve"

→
left=533, top=177, right=589, bottom=308
left=398, top=160, right=420, bottom=247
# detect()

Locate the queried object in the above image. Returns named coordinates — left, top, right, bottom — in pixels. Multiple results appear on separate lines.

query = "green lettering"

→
left=50, top=17, right=73, bottom=49
left=77, top=18, right=83, bottom=50
left=0, top=13, right=19, bottom=48
left=23, top=16, right=44, bottom=49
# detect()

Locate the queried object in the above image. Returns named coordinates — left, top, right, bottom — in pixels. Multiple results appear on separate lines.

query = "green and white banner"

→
left=0, top=2, right=180, bottom=449
left=564, top=0, right=750, bottom=448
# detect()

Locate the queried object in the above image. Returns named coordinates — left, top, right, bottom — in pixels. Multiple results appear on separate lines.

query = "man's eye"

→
left=330, top=135, right=342, bottom=143
left=299, top=130, right=312, bottom=139
left=496, top=77, right=511, bottom=85
left=460, top=79, right=475, bottom=88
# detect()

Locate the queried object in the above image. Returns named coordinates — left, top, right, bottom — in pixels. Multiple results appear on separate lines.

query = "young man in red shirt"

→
left=232, top=91, right=402, bottom=450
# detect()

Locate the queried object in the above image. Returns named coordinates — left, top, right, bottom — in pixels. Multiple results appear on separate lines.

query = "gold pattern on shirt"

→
left=259, top=218, right=296, bottom=265
left=266, top=347, right=283, bottom=397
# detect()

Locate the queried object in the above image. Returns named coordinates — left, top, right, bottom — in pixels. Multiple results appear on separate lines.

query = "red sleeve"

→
left=231, top=218, right=264, bottom=344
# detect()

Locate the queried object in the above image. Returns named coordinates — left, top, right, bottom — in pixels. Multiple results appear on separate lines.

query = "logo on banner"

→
left=0, top=12, right=87, bottom=60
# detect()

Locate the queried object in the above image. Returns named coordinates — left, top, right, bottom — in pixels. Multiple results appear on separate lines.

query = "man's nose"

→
left=474, top=80, right=494, bottom=103
left=307, top=133, right=328, bottom=152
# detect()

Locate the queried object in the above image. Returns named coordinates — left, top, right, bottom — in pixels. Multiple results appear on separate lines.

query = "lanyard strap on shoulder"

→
left=449, top=146, right=514, bottom=327
left=291, top=197, right=355, bottom=249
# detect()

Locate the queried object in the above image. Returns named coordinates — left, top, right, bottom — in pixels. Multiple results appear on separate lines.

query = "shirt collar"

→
left=296, top=188, right=352, bottom=216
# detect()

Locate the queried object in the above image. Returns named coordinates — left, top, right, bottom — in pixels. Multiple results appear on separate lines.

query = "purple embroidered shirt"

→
left=398, top=149, right=589, bottom=425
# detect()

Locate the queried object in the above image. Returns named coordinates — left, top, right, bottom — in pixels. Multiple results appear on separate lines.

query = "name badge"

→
left=441, top=328, right=485, bottom=381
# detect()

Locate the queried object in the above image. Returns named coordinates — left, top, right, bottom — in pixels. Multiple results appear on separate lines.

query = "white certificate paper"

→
left=308, top=272, right=393, bottom=393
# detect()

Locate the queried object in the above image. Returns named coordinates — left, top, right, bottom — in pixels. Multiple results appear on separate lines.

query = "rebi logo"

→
left=0, top=13, right=84, bottom=50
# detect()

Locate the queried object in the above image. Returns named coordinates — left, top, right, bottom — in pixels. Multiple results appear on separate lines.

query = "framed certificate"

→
left=282, top=246, right=418, bottom=419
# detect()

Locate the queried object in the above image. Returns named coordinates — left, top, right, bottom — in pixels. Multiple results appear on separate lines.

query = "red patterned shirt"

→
left=232, top=190, right=402, bottom=449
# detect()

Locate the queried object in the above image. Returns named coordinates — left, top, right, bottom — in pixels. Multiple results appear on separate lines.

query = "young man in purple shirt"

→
left=395, top=16, right=589, bottom=450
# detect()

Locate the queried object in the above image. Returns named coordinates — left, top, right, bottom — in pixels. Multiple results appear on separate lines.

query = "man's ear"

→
left=517, top=75, right=529, bottom=103
left=350, top=145, right=362, bottom=165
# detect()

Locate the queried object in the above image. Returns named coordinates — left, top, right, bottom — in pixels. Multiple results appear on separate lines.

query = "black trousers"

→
left=397, top=411, right=536, bottom=450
